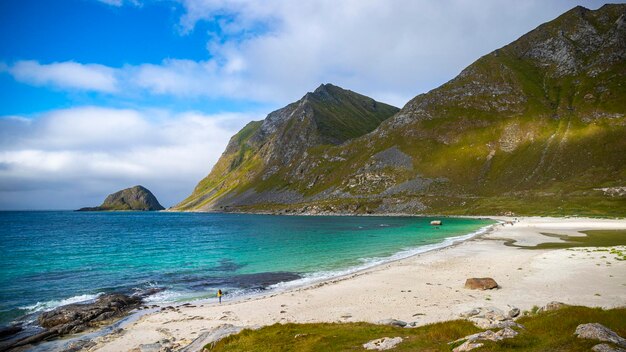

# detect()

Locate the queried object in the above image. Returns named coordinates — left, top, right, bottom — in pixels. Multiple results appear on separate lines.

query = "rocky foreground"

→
left=360, top=302, right=626, bottom=352
left=0, top=290, right=162, bottom=351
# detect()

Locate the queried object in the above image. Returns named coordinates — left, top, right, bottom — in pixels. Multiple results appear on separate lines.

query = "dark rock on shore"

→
left=0, top=326, right=22, bottom=340
left=4, top=293, right=142, bottom=351
left=38, top=294, right=140, bottom=331
left=78, top=185, right=165, bottom=211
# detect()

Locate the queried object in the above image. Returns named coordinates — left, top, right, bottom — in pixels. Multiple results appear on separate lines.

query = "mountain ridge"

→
left=174, top=84, right=399, bottom=211
left=176, top=4, right=626, bottom=217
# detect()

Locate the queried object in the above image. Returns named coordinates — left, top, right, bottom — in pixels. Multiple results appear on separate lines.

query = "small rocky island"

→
left=78, top=185, right=165, bottom=211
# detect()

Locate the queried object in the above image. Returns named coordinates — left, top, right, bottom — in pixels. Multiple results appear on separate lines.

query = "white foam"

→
left=19, top=293, right=103, bottom=313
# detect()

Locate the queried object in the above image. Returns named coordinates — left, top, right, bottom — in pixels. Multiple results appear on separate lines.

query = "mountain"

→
left=78, top=185, right=165, bottom=211
left=174, top=84, right=400, bottom=211
left=177, top=4, right=626, bottom=217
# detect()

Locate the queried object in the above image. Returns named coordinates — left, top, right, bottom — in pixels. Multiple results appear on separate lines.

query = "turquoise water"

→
left=0, top=211, right=493, bottom=326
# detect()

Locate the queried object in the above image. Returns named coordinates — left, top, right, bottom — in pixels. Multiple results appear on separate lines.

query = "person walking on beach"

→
left=217, top=289, right=223, bottom=304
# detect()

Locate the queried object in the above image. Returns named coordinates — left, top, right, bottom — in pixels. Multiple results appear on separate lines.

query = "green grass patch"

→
left=209, top=320, right=479, bottom=352
left=207, top=306, right=626, bottom=351
left=504, top=230, right=626, bottom=250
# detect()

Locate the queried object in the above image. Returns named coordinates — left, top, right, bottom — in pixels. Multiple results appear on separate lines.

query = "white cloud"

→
left=7, top=60, right=118, bottom=93
left=0, top=0, right=611, bottom=210
left=165, top=0, right=609, bottom=106
left=132, top=59, right=219, bottom=96
left=0, top=108, right=259, bottom=209
left=4, top=1, right=607, bottom=107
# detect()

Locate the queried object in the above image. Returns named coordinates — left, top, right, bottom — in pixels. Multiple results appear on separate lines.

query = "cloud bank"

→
left=0, top=108, right=256, bottom=209
left=0, top=0, right=608, bottom=209
left=5, top=0, right=606, bottom=107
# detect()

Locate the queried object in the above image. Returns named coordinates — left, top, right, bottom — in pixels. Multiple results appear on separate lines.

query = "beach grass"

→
left=504, top=229, right=626, bottom=249
left=207, top=306, right=626, bottom=351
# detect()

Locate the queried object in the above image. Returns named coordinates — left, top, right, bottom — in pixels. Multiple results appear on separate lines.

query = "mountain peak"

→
left=174, top=85, right=399, bottom=211
left=305, top=83, right=346, bottom=102
left=313, top=83, right=339, bottom=94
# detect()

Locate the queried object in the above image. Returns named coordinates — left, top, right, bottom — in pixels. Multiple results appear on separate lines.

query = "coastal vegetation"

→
left=504, top=229, right=626, bottom=250
left=207, top=306, right=626, bottom=351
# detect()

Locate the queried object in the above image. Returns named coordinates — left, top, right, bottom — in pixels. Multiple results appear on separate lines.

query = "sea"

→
left=0, top=211, right=493, bottom=328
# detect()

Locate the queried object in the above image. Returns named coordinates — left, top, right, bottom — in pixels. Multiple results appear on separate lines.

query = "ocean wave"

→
left=142, top=288, right=220, bottom=304
left=142, top=289, right=188, bottom=303
left=19, top=293, right=104, bottom=314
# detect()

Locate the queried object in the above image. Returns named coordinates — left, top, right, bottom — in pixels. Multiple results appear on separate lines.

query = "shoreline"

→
left=258, top=220, right=499, bottom=296
left=80, top=216, right=626, bottom=352
left=11, top=216, right=495, bottom=319
left=3, top=215, right=495, bottom=350
left=165, top=208, right=625, bottom=220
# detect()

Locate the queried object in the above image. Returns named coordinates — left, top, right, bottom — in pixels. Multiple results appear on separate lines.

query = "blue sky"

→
left=0, top=0, right=270, bottom=115
left=0, top=0, right=612, bottom=209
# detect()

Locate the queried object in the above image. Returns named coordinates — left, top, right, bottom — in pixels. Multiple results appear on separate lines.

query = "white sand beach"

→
left=90, top=217, right=626, bottom=351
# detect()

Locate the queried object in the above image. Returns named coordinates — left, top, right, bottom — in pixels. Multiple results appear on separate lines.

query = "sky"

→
left=0, top=0, right=612, bottom=210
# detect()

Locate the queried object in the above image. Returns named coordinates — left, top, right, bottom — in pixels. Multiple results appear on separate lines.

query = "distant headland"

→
left=77, top=185, right=164, bottom=211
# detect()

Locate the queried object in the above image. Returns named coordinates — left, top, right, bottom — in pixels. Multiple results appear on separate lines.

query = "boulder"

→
left=592, top=344, right=626, bottom=352
left=508, top=307, right=520, bottom=318
left=451, top=327, right=519, bottom=352
left=451, top=330, right=496, bottom=344
left=495, top=327, right=519, bottom=340
left=459, top=306, right=523, bottom=330
left=464, top=278, right=498, bottom=290
left=363, top=337, right=403, bottom=351
left=575, top=323, right=626, bottom=348
left=460, top=308, right=481, bottom=318
left=457, top=327, right=518, bottom=343
left=4, top=293, right=142, bottom=350
left=537, top=301, right=567, bottom=313
left=38, top=294, right=141, bottom=331
left=376, top=319, right=407, bottom=327
left=453, top=340, right=484, bottom=352
left=469, top=318, right=520, bottom=330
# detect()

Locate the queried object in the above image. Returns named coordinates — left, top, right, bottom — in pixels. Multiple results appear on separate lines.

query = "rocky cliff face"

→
left=174, top=84, right=399, bottom=211
left=78, top=185, right=165, bottom=211
left=178, top=5, right=626, bottom=216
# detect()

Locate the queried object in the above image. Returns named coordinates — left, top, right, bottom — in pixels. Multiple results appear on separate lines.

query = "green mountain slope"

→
left=177, top=4, right=626, bottom=216
left=174, top=84, right=399, bottom=211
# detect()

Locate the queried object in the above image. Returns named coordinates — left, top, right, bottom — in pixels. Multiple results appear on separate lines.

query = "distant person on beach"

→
left=217, top=289, right=223, bottom=304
